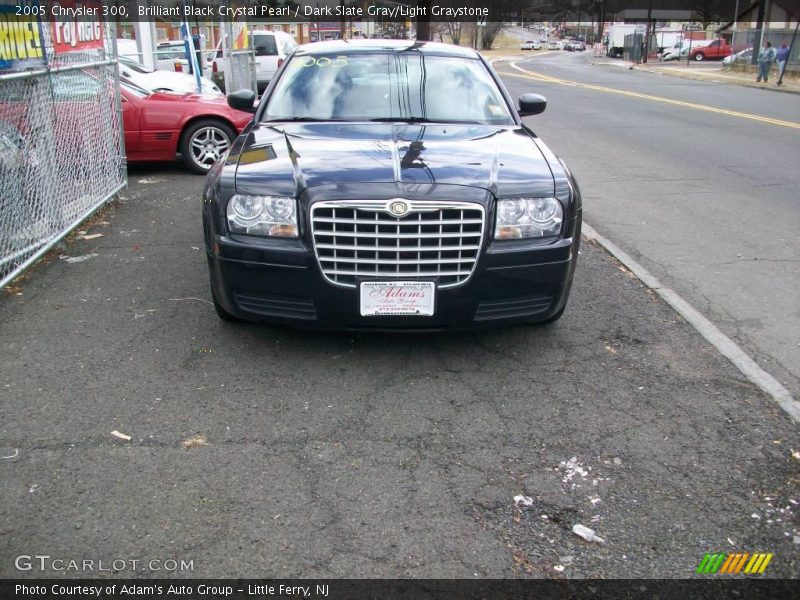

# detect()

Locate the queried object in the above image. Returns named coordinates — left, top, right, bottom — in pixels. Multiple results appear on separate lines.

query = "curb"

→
left=629, top=64, right=800, bottom=94
left=582, top=222, right=799, bottom=424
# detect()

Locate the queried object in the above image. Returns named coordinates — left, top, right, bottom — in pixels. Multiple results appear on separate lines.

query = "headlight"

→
left=227, top=195, right=298, bottom=237
left=495, top=197, right=562, bottom=239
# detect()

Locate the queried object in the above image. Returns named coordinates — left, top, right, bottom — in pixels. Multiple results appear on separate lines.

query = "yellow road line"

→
left=499, top=62, right=800, bottom=130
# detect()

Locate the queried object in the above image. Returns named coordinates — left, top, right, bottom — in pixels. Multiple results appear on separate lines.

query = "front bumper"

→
left=206, top=219, right=581, bottom=330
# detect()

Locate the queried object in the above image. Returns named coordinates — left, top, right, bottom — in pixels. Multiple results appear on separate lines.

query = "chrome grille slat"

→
left=318, top=256, right=475, bottom=265
left=311, top=200, right=485, bottom=289
left=313, top=230, right=481, bottom=239
left=313, top=217, right=484, bottom=226
left=325, top=268, right=474, bottom=277
left=417, top=213, right=422, bottom=276
left=315, top=244, right=480, bottom=252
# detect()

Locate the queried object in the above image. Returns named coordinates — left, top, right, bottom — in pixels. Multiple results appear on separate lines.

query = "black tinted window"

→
left=255, top=35, right=278, bottom=56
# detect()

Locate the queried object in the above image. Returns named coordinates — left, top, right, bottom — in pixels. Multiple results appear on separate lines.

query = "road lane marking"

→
left=582, top=222, right=799, bottom=423
left=501, top=62, right=800, bottom=130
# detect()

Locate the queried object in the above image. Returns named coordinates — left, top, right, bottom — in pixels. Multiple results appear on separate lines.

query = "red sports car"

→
left=121, top=78, right=253, bottom=173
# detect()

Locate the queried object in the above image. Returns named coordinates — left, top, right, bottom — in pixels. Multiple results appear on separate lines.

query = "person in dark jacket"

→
left=756, top=41, right=776, bottom=83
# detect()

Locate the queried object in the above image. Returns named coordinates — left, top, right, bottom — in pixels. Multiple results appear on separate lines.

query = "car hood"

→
left=138, top=72, right=219, bottom=94
left=232, top=123, right=555, bottom=198
left=148, top=90, right=227, bottom=103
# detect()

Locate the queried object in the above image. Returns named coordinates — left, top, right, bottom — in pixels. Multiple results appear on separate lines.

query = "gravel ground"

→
left=0, top=165, right=797, bottom=579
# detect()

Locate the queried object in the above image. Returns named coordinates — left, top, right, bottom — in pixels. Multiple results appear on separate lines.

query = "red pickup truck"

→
left=689, top=39, right=733, bottom=61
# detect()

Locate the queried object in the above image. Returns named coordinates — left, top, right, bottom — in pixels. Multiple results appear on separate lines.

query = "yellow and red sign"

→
left=0, top=6, right=45, bottom=70
left=50, top=1, right=104, bottom=54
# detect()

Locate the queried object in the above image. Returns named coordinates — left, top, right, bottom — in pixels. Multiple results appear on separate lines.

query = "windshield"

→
left=120, top=78, right=152, bottom=98
left=263, top=53, right=513, bottom=125
left=155, top=44, right=188, bottom=61
left=119, top=58, right=155, bottom=74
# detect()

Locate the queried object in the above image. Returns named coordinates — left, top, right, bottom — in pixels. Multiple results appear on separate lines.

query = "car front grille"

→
left=310, top=200, right=485, bottom=288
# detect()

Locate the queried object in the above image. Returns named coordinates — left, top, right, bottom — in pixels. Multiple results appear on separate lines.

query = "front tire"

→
left=180, top=119, right=235, bottom=174
left=694, top=52, right=705, bottom=61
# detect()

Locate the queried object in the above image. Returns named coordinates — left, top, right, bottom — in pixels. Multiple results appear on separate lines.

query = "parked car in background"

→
left=662, top=39, right=712, bottom=61
left=520, top=40, right=537, bottom=50
left=116, top=39, right=212, bottom=76
left=115, top=38, right=141, bottom=61
left=548, top=40, right=560, bottom=50
left=157, top=41, right=214, bottom=75
left=154, top=40, right=192, bottom=72
left=605, top=24, right=639, bottom=57
left=205, top=40, right=582, bottom=328
left=120, top=78, right=252, bottom=173
left=688, top=38, right=733, bottom=61
left=118, top=57, right=221, bottom=95
left=723, top=47, right=753, bottom=65
left=211, top=30, right=297, bottom=92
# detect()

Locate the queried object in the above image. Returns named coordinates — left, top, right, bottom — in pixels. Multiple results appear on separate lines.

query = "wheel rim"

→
left=695, top=53, right=704, bottom=61
left=190, top=126, right=230, bottom=169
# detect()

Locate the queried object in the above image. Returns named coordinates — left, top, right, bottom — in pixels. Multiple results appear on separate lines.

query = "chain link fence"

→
left=222, top=20, right=256, bottom=93
left=623, top=33, right=645, bottom=64
left=0, top=13, right=125, bottom=288
left=730, top=28, right=800, bottom=71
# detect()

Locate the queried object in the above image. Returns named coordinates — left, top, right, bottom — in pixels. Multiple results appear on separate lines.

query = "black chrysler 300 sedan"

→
left=202, top=40, right=581, bottom=330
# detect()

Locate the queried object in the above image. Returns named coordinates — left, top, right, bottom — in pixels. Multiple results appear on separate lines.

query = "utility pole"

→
left=753, top=0, right=767, bottom=65
left=778, top=18, right=799, bottom=85
left=476, top=17, right=485, bottom=51
left=417, top=1, right=431, bottom=41
left=643, top=0, right=653, bottom=64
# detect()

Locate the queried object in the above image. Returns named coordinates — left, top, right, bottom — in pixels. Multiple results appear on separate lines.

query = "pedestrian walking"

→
left=756, top=41, right=776, bottom=83
left=775, top=42, right=790, bottom=85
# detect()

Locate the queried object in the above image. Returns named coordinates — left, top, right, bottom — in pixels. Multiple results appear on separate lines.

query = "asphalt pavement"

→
left=1, top=162, right=798, bottom=578
left=494, top=51, right=800, bottom=402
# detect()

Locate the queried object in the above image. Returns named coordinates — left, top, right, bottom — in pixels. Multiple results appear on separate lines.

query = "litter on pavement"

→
left=572, top=523, right=605, bottom=543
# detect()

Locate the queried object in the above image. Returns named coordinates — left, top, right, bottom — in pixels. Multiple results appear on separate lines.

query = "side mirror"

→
left=518, top=93, right=547, bottom=117
left=228, top=89, right=257, bottom=113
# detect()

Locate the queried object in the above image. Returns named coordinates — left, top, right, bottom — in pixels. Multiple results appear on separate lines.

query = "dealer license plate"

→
left=359, top=281, right=436, bottom=317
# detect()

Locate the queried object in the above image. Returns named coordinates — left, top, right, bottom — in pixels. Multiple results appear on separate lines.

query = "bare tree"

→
left=447, top=21, right=463, bottom=45
left=681, top=0, right=729, bottom=29
left=479, top=0, right=529, bottom=49
left=430, top=22, right=448, bottom=43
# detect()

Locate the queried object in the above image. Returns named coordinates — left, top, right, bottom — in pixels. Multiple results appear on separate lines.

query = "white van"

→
left=211, top=30, right=297, bottom=92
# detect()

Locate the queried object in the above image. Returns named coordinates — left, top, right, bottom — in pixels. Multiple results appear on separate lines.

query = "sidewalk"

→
left=599, top=56, right=800, bottom=94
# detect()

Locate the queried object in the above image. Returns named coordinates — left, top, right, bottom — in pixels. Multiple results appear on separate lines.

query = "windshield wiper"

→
left=261, top=117, right=346, bottom=123
left=368, top=117, right=481, bottom=124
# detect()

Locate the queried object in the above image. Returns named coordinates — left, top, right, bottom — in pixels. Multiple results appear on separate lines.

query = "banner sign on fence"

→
left=50, top=0, right=104, bottom=53
left=0, top=4, right=46, bottom=71
left=232, top=21, right=249, bottom=50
